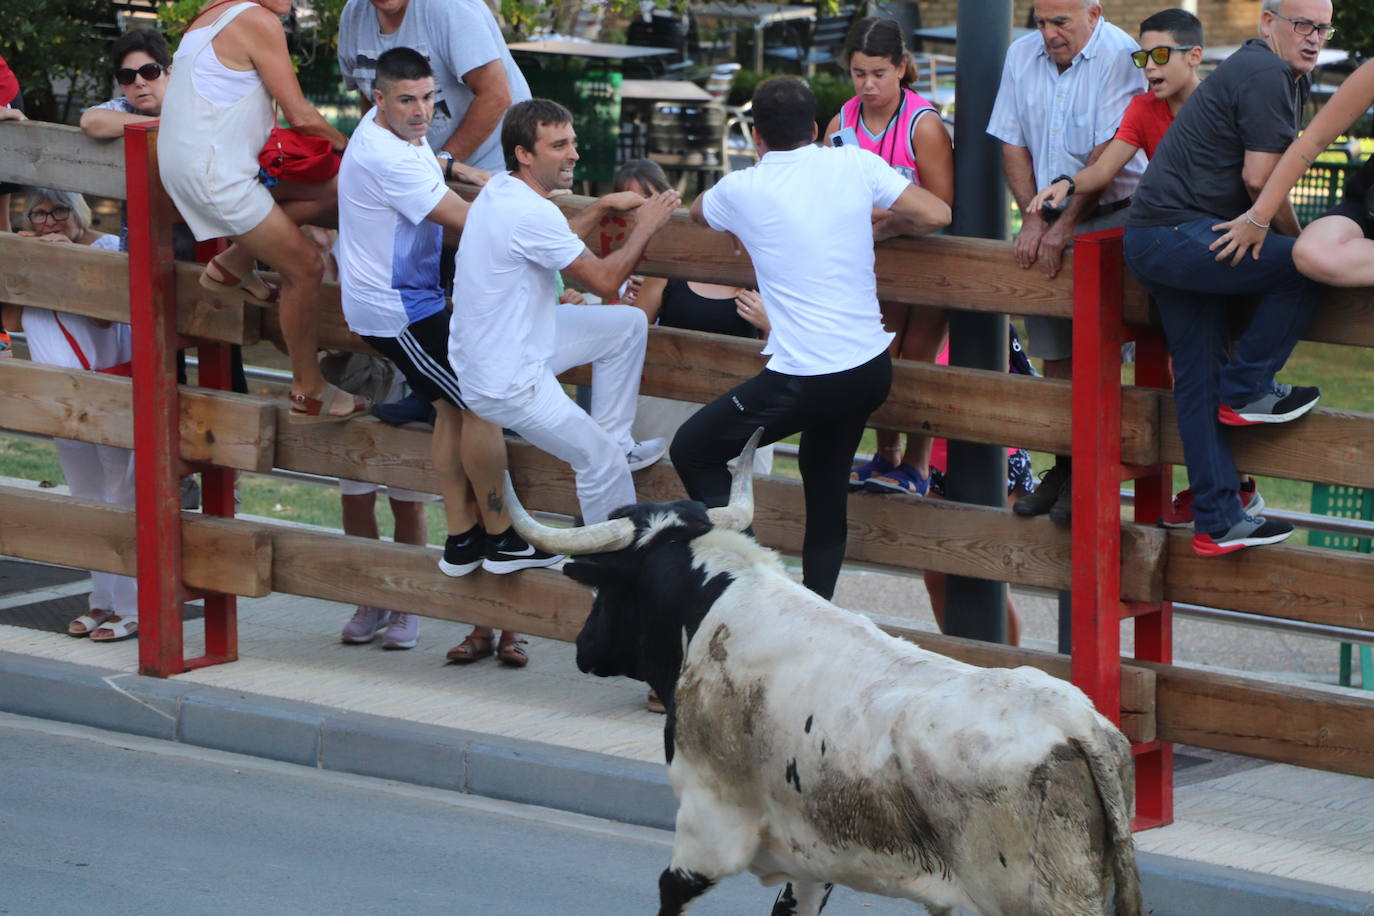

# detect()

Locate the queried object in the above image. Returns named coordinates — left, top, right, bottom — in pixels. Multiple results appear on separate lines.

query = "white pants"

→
left=465, top=305, right=647, bottom=524
left=55, top=438, right=138, bottom=617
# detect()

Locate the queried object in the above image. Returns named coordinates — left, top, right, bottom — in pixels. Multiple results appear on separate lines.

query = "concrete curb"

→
left=2, top=650, right=1370, bottom=915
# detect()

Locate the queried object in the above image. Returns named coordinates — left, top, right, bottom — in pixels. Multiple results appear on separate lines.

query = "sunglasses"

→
left=1130, top=46, right=1194, bottom=67
left=116, top=62, right=165, bottom=85
left=28, top=207, right=72, bottom=224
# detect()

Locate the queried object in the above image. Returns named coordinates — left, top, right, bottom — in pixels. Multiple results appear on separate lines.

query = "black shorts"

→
left=361, top=308, right=466, bottom=409
left=1318, top=199, right=1374, bottom=240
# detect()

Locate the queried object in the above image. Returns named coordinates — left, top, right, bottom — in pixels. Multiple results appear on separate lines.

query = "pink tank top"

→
left=838, top=87, right=936, bottom=185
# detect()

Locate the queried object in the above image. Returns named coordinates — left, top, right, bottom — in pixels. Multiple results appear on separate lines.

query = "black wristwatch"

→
left=439, top=151, right=455, bottom=181
left=1052, top=174, right=1076, bottom=196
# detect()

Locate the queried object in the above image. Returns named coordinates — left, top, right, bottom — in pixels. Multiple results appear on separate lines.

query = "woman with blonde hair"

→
left=4, top=189, right=139, bottom=641
left=158, top=0, right=360, bottom=422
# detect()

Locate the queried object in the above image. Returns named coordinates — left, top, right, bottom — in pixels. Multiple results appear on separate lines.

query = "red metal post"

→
left=1070, top=228, right=1124, bottom=723
left=1127, top=326, right=1175, bottom=828
left=125, top=121, right=185, bottom=677
left=186, top=240, right=239, bottom=668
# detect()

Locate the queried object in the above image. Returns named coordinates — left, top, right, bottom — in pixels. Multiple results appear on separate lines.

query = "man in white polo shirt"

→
left=675, top=76, right=951, bottom=600
left=449, top=98, right=679, bottom=528
left=337, top=47, right=559, bottom=667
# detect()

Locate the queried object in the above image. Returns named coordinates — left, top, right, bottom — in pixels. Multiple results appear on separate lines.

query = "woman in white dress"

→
left=3, top=190, right=140, bottom=642
left=158, top=0, right=363, bottom=422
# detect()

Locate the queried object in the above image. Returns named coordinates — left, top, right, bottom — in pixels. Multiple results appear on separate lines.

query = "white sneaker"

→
left=626, top=438, right=667, bottom=472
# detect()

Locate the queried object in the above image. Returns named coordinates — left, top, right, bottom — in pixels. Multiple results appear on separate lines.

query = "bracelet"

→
left=1244, top=212, right=1271, bottom=230
left=1051, top=174, right=1076, bottom=197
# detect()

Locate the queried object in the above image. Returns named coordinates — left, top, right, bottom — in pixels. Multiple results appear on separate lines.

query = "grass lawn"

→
left=2, top=317, right=1369, bottom=540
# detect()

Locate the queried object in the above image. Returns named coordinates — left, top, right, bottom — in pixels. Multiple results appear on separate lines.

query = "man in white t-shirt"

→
left=449, top=98, right=679, bottom=527
left=337, top=48, right=558, bottom=667
left=676, top=77, right=950, bottom=600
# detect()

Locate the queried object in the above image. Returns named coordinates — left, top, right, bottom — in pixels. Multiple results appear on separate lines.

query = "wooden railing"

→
left=2, top=120, right=1372, bottom=827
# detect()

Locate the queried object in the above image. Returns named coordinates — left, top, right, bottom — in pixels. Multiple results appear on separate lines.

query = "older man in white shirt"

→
left=986, top=0, right=1145, bottom=522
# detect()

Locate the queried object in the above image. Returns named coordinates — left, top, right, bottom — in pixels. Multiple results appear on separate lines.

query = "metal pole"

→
left=943, top=0, right=1011, bottom=644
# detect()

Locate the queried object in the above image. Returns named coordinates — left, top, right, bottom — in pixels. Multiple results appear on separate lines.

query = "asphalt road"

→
left=0, top=714, right=919, bottom=916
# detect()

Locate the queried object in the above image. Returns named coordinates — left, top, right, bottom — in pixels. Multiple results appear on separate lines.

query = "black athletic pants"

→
left=670, top=350, right=891, bottom=600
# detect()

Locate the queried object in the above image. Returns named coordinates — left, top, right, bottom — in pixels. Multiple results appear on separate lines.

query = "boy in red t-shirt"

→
left=1028, top=8, right=1204, bottom=214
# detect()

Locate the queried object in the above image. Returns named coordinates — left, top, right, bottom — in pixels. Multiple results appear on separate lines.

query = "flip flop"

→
left=89, top=615, right=138, bottom=643
left=288, top=383, right=371, bottom=425
left=68, top=609, right=115, bottom=637
left=199, top=254, right=281, bottom=305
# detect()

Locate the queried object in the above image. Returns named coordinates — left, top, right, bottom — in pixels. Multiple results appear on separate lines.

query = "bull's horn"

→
left=501, top=472, right=636, bottom=555
left=706, top=427, right=760, bottom=531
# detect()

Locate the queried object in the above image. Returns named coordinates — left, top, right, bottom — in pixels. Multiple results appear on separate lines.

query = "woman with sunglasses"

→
left=80, top=29, right=172, bottom=138
left=159, top=0, right=361, bottom=423
left=3, top=190, right=140, bottom=642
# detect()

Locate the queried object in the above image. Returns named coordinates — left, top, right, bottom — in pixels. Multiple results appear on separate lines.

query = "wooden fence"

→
left=2, top=120, right=1373, bottom=831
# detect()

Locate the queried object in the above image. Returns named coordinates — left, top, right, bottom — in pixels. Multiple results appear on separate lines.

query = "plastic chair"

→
left=1309, top=483, right=1374, bottom=690
left=764, top=6, right=856, bottom=77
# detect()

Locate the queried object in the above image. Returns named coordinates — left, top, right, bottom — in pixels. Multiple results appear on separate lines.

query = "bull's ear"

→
left=563, top=551, right=641, bottom=589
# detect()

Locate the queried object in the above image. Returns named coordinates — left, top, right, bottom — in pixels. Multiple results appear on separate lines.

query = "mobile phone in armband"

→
left=829, top=126, right=859, bottom=149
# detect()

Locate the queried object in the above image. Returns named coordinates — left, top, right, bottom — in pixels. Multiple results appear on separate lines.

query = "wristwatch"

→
left=1052, top=174, right=1076, bottom=197
left=437, top=150, right=455, bottom=181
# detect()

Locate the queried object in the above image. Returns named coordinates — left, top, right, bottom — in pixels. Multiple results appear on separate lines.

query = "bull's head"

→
left=501, top=431, right=760, bottom=694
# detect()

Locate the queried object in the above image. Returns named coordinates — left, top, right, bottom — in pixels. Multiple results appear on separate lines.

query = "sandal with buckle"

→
left=89, top=615, right=138, bottom=643
left=68, top=609, right=116, bottom=637
left=446, top=633, right=494, bottom=664
left=496, top=633, right=529, bottom=668
left=199, top=254, right=281, bottom=305
left=288, top=384, right=371, bottom=425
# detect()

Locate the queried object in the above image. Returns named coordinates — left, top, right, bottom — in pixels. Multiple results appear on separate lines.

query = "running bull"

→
left=503, top=433, right=1142, bottom=916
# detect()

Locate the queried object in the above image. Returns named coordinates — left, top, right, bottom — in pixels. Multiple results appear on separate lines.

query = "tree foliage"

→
left=0, top=0, right=115, bottom=122
left=1331, top=2, right=1374, bottom=63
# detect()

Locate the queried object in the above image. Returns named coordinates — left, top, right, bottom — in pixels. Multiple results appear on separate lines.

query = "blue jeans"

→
left=1123, top=218, right=1320, bottom=532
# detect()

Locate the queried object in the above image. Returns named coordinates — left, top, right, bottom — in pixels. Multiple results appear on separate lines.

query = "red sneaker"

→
left=1160, top=477, right=1264, bottom=529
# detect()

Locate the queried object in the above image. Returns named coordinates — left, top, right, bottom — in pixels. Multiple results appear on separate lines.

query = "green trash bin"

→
left=1309, top=483, right=1374, bottom=689
left=524, top=69, right=622, bottom=183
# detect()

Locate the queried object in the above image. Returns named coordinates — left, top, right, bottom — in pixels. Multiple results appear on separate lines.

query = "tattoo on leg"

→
left=486, top=489, right=504, bottom=513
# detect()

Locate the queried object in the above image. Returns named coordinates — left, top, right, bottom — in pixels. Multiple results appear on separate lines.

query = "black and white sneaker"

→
left=438, top=525, right=485, bottom=577
left=1218, top=383, right=1320, bottom=426
left=483, top=529, right=564, bottom=574
left=1192, top=514, right=1294, bottom=556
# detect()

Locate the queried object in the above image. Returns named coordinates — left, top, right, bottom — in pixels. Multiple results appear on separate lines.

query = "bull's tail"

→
left=1074, top=733, right=1143, bottom=916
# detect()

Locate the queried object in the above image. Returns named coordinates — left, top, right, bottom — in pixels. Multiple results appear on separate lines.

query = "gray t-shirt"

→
left=337, top=0, right=530, bottom=169
left=1128, top=40, right=1308, bottom=227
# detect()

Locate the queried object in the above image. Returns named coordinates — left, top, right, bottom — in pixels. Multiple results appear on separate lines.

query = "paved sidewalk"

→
left=1, top=550, right=1372, bottom=911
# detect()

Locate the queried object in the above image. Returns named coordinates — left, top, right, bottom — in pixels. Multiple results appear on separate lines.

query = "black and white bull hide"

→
left=502, top=437, right=1142, bottom=916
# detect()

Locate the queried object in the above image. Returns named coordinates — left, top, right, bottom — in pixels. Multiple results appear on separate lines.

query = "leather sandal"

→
left=288, top=383, right=371, bottom=425
left=68, top=609, right=115, bottom=637
left=199, top=254, right=281, bottom=305
left=446, top=633, right=494, bottom=664
left=496, top=633, right=529, bottom=668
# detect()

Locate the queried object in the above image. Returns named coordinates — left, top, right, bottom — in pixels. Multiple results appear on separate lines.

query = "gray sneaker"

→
left=1193, top=514, right=1294, bottom=557
left=341, top=606, right=390, bottom=644
left=1219, top=383, right=1320, bottom=426
left=381, top=612, right=418, bottom=650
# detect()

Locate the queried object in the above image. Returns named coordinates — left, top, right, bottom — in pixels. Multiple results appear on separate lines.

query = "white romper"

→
left=158, top=2, right=275, bottom=241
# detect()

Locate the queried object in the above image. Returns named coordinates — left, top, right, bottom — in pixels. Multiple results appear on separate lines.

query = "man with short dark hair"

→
left=448, top=98, right=679, bottom=529
left=1123, top=0, right=1331, bottom=556
left=675, top=76, right=951, bottom=600
left=987, top=0, right=1146, bottom=522
left=338, top=49, right=559, bottom=665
